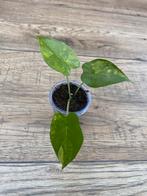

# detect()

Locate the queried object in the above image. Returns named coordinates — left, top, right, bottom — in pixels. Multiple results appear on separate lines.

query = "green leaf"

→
left=81, top=59, right=129, bottom=88
left=50, top=112, right=83, bottom=169
left=37, top=36, right=80, bottom=76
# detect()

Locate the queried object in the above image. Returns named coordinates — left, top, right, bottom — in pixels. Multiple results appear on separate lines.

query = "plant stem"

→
left=74, top=82, right=84, bottom=96
left=66, top=76, right=71, bottom=99
left=66, top=76, right=71, bottom=115
left=66, top=97, right=71, bottom=115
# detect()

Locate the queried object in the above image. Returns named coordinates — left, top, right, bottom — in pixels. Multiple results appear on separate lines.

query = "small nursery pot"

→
left=49, top=80, right=92, bottom=116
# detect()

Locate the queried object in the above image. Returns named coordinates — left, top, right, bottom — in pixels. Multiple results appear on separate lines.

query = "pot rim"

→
left=49, top=80, right=92, bottom=116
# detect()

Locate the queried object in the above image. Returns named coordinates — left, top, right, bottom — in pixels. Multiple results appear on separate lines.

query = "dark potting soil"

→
left=52, top=83, right=88, bottom=112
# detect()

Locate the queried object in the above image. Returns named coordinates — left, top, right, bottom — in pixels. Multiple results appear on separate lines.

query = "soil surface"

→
left=52, top=83, right=88, bottom=112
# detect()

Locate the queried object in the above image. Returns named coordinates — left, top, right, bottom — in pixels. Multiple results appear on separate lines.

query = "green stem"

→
left=66, top=76, right=71, bottom=115
left=74, top=82, right=84, bottom=96
left=66, top=97, right=71, bottom=115
left=66, top=76, right=71, bottom=99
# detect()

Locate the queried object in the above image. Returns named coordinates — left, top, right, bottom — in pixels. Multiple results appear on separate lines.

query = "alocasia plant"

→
left=37, top=36, right=129, bottom=169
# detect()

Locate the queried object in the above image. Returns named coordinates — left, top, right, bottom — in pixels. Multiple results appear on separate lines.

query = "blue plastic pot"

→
left=49, top=80, right=92, bottom=116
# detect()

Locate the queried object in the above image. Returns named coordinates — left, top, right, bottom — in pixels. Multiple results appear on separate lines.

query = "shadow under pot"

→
left=49, top=80, right=92, bottom=116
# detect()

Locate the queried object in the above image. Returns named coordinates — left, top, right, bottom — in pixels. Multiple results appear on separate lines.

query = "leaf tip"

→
left=127, top=78, right=133, bottom=83
left=123, top=74, right=131, bottom=83
left=61, top=161, right=68, bottom=170
left=61, top=164, right=66, bottom=170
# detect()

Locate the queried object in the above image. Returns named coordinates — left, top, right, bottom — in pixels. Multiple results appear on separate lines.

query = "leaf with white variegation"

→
left=37, top=36, right=80, bottom=76
left=50, top=112, right=83, bottom=169
left=81, top=59, right=130, bottom=88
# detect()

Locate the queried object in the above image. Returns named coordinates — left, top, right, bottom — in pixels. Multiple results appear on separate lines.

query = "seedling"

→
left=37, top=36, right=129, bottom=169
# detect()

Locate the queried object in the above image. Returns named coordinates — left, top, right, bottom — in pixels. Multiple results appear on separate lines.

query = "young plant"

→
left=37, top=36, right=129, bottom=169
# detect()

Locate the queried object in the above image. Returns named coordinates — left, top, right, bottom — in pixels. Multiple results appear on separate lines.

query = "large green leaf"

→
left=81, top=59, right=129, bottom=88
left=50, top=112, right=83, bottom=169
left=37, top=36, right=80, bottom=76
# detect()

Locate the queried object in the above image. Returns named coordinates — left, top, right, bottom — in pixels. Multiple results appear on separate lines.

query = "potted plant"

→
left=37, top=36, right=129, bottom=169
